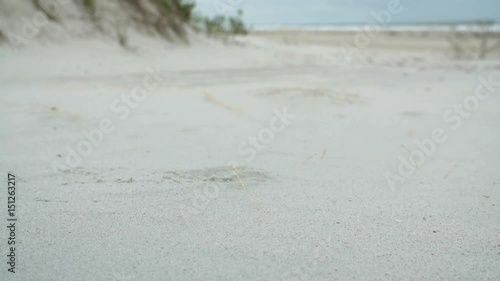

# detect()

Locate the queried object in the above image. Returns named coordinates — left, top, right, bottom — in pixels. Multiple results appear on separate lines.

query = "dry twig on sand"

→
left=204, top=93, right=243, bottom=115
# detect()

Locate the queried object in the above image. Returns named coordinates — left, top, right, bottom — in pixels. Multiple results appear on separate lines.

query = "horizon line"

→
left=250, top=19, right=498, bottom=27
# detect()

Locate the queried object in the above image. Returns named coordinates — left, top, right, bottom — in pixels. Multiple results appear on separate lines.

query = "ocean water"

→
left=253, top=23, right=500, bottom=33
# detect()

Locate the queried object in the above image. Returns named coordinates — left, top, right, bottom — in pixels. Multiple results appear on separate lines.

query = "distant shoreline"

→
left=251, top=23, right=500, bottom=32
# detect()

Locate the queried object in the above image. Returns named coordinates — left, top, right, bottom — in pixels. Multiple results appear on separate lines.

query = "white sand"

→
left=0, top=32, right=500, bottom=280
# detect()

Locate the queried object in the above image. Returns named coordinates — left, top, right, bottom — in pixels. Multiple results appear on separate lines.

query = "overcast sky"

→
left=194, top=0, right=500, bottom=25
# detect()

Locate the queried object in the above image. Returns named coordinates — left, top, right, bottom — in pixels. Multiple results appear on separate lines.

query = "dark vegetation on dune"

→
left=0, top=0, right=248, bottom=47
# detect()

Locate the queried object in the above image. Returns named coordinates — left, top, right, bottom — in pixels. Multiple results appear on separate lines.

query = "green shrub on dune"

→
left=228, top=9, right=248, bottom=35
left=82, top=0, right=97, bottom=17
left=199, top=9, right=248, bottom=35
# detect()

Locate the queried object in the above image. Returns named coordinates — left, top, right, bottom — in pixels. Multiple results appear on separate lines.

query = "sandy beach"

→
left=1, top=27, right=500, bottom=280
